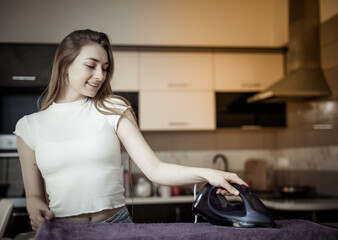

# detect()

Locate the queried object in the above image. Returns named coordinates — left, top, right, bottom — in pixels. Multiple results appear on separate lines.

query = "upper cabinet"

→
left=140, top=52, right=213, bottom=90
left=139, top=51, right=215, bottom=131
left=110, top=51, right=139, bottom=92
left=214, top=53, right=285, bottom=92
left=139, top=91, right=215, bottom=131
left=0, top=43, right=57, bottom=87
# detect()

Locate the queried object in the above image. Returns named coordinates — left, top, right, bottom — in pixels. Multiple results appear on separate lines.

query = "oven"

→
left=0, top=134, right=25, bottom=199
left=0, top=134, right=31, bottom=238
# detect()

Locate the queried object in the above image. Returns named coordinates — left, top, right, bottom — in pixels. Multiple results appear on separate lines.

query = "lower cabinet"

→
left=126, top=203, right=338, bottom=224
left=4, top=207, right=31, bottom=238
left=126, top=203, right=199, bottom=223
left=268, top=209, right=338, bottom=223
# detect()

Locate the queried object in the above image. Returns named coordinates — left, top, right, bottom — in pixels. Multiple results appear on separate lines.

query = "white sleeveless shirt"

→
left=14, top=97, right=129, bottom=217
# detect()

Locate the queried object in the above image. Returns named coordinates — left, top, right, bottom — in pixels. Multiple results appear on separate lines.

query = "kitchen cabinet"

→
left=139, top=91, right=215, bottom=131
left=4, top=207, right=31, bottom=238
left=0, top=44, right=57, bottom=87
left=110, top=51, right=139, bottom=92
left=269, top=209, right=338, bottom=223
left=140, top=51, right=213, bottom=90
left=139, top=51, right=214, bottom=131
left=214, top=53, right=285, bottom=92
left=127, top=203, right=196, bottom=223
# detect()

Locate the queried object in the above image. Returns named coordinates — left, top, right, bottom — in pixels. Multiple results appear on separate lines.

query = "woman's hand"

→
left=206, top=169, right=248, bottom=196
left=29, top=208, right=55, bottom=232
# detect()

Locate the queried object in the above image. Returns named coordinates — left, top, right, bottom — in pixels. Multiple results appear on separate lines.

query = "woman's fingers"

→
left=226, top=172, right=248, bottom=186
left=221, top=180, right=240, bottom=195
left=42, top=209, right=55, bottom=221
left=211, top=171, right=249, bottom=196
left=29, top=209, right=54, bottom=231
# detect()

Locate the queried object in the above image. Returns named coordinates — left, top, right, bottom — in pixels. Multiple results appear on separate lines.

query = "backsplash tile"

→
left=275, top=145, right=338, bottom=171
left=122, top=144, right=338, bottom=195
left=123, top=145, right=338, bottom=172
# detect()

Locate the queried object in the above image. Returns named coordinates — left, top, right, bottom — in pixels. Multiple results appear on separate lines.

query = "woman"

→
left=14, top=29, right=247, bottom=231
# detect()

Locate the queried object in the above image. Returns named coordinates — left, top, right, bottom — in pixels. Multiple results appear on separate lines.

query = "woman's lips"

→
left=87, top=82, right=99, bottom=88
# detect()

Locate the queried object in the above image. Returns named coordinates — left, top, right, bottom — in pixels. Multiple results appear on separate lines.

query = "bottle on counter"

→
left=135, top=177, right=152, bottom=197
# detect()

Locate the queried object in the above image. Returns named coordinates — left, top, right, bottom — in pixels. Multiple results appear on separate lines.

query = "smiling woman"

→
left=13, top=29, right=247, bottom=233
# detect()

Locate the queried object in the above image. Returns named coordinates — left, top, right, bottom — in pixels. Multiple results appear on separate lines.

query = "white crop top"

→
left=14, top=97, right=130, bottom=217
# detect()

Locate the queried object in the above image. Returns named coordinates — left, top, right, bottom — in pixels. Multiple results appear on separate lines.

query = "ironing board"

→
left=35, top=219, right=338, bottom=240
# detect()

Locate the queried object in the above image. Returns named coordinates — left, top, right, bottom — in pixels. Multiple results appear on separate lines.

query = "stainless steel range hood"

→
left=247, top=0, right=331, bottom=103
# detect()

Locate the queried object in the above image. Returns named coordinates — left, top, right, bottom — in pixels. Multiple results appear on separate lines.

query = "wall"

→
left=0, top=0, right=288, bottom=47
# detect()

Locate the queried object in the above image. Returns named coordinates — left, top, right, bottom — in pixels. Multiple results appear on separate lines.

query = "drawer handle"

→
left=12, top=76, right=37, bottom=81
left=241, top=125, right=262, bottom=130
left=13, top=212, right=29, bottom=217
left=241, top=83, right=261, bottom=88
left=168, top=122, right=189, bottom=126
left=167, top=83, right=188, bottom=88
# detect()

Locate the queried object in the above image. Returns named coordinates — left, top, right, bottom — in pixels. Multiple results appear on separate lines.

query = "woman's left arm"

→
left=117, top=110, right=247, bottom=195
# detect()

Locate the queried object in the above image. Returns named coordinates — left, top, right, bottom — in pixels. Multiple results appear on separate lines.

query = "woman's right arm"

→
left=17, top=137, right=55, bottom=232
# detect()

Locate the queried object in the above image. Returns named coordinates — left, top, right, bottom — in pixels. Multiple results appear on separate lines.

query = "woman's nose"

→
left=94, top=68, right=105, bottom=81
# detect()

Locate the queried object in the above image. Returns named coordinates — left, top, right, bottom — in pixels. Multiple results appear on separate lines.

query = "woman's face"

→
left=63, top=43, right=109, bottom=101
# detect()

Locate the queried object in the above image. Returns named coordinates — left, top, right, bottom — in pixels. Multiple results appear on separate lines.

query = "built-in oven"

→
left=0, top=86, right=42, bottom=199
left=0, top=134, right=31, bottom=238
left=0, top=134, right=25, bottom=199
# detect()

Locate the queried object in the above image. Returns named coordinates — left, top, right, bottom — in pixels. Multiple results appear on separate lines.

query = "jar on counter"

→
left=135, top=177, right=152, bottom=197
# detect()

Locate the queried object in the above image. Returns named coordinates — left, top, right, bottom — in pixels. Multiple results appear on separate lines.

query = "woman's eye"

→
left=86, top=65, right=95, bottom=69
left=102, top=68, right=108, bottom=72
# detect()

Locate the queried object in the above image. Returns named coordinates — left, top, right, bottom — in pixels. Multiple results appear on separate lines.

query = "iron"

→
left=192, top=183, right=276, bottom=228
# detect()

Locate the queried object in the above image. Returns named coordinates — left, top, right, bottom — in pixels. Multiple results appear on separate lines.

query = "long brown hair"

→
left=39, top=29, right=132, bottom=117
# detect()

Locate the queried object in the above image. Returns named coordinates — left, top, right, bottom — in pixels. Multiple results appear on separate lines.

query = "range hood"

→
left=247, top=0, right=331, bottom=103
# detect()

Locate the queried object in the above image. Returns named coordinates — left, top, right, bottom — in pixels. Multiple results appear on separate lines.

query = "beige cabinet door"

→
left=140, top=52, right=213, bottom=90
left=111, top=51, right=139, bottom=92
left=139, top=91, right=215, bottom=131
left=215, top=53, right=284, bottom=92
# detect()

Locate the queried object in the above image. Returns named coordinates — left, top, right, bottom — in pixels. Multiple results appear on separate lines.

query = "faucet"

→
left=213, top=154, right=228, bottom=172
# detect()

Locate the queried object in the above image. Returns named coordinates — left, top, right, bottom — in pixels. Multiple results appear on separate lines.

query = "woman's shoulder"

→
left=18, top=110, right=42, bottom=122
left=102, top=95, right=131, bottom=110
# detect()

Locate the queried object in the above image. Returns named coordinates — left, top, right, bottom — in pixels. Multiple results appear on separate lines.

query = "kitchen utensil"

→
left=135, top=177, right=152, bottom=197
left=171, top=186, right=181, bottom=196
left=192, top=183, right=276, bottom=228
left=245, top=159, right=267, bottom=191
left=158, top=185, right=171, bottom=198
left=278, top=185, right=315, bottom=198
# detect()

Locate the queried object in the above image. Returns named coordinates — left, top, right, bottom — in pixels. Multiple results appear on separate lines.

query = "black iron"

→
left=192, top=183, right=276, bottom=228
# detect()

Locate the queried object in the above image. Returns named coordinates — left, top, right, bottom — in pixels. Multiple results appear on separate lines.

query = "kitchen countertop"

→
left=7, top=195, right=338, bottom=211
left=126, top=195, right=338, bottom=211
left=260, top=197, right=338, bottom=211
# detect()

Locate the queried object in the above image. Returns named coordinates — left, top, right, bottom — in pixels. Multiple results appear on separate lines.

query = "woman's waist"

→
left=58, top=206, right=124, bottom=223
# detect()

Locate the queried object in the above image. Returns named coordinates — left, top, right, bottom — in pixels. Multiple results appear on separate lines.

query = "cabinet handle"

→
left=12, top=76, right=36, bottom=81
left=13, top=212, right=29, bottom=217
left=168, top=122, right=189, bottom=126
left=167, top=83, right=188, bottom=88
left=241, top=82, right=261, bottom=88
left=241, top=125, right=262, bottom=130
